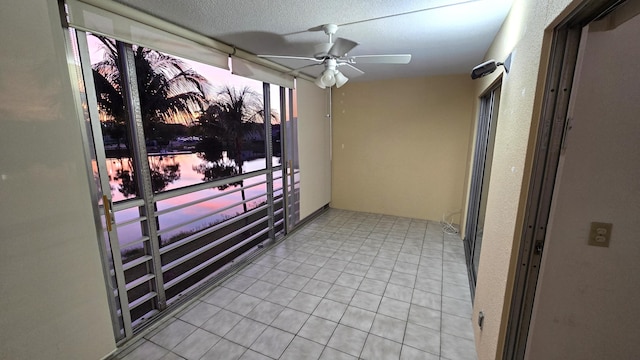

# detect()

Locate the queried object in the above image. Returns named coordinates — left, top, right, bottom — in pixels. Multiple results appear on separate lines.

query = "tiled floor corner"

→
left=114, top=209, right=477, bottom=360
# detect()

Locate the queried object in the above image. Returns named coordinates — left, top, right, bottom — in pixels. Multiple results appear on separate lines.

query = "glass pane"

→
left=87, top=34, right=272, bottom=200
left=102, top=228, right=125, bottom=337
left=193, top=74, right=267, bottom=185
left=87, top=34, right=137, bottom=202
left=273, top=172, right=285, bottom=236
left=155, top=172, right=269, bottom=245
left=131, top=48, right=268, bottom=191
left=270, top=84, right=283, bottom=166
left=157, top=173, right=272, bottom=300
left=285, top=88, right=301, bottom=227
left=473, top=88, right=501, bottom=276
left=114, top=207, right=146, bottom=245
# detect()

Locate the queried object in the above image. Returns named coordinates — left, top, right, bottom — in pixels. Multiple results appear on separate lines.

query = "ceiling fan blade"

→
left=257, top=54, right=321, bottom=62
left=287, top=63, right=323, bottom=75
left=338, top=0, right=481, bottom=27
left=340, top=63, right=365, bottom=78
left=307, top=25, right=325, bottom=32
left=281, top=24, right=326, bottom=36
left=328, top=38, right=359, bottom=57
left=349, top=54, right=412, bottom=64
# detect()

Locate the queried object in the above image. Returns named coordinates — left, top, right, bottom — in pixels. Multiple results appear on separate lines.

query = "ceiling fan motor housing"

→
left=322, top=23, right=339, bottom=36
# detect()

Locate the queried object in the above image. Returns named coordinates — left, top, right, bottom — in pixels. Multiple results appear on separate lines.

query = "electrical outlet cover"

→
left=588, top=222, right=612, bottom=247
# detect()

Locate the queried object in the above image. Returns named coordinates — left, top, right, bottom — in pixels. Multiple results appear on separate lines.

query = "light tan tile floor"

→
left=115, top=209, right=477, bottom=360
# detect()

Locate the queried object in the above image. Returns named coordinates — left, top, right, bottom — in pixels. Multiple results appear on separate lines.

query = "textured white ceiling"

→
left=114, top=0, right=513, bottom=82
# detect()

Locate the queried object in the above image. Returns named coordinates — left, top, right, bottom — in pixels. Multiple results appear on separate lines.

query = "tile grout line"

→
left=288, top=218, right=362, bottom=360
left=126, top=211, right=470, bottom=360
left=241, top=224, right=327, bottom=360
left=398, top=219, right=427, bottom=359
left=317, top=216, right=368, bottom=360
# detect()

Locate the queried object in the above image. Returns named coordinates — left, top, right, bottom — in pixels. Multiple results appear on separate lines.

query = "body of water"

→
left=104, top=153, right=282, bottom=247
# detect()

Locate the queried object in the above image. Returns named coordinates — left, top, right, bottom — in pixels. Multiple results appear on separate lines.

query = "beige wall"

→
left=296, top=79, right=332, bottom=220
left=0, top=0, right=116, bottom=359
left=331, top=75, right=475, bottom=222
left=526, top=12, right=640, bottom=359
left=468, top=0, right=583, bottom=358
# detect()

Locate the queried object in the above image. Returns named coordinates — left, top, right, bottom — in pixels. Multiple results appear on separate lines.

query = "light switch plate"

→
left=588, top=222, right=612, bottom=247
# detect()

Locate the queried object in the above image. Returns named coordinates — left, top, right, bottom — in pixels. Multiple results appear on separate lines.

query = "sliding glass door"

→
left=70, top=30, right=298, bottom=342
left=465, top=83, right=501, bottom=295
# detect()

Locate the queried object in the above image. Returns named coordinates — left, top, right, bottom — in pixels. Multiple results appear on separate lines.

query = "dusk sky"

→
left=86, top=33, right=281, bottom=118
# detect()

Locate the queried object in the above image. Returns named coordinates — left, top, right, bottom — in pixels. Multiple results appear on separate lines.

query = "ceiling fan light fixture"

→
left=314, top=75, right=327, bottom=89
left=315, top=68, right=348, bottom=89
left=320, top=69, right=336, bottom=87
left=335, top=70, right=348, bottom=88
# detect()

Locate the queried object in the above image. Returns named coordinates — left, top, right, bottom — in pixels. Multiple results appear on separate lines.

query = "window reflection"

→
left=87, top=34, right=280, bottom=201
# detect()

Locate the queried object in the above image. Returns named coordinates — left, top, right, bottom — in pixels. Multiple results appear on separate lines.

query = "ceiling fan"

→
left=257, top=24, right=411, bottom=88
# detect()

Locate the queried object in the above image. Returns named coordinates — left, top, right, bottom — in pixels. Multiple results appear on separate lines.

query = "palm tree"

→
left=195, top=86, right=267, bottom=213
left=91, top=35, right=209, bottom=195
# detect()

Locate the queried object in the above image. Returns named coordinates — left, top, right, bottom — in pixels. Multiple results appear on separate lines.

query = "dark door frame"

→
left=503, top=0, right=627, bottom=358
